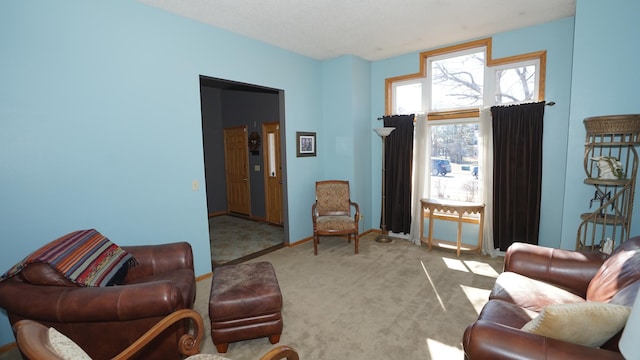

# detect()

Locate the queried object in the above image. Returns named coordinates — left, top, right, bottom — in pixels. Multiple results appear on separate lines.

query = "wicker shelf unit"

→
left=576, top=114, right=640, bottom=251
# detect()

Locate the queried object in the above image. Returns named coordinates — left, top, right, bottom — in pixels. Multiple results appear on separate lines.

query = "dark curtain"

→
left=382, top=115, right=414, bottom=234
left=491, top=102, right=545, bottom=251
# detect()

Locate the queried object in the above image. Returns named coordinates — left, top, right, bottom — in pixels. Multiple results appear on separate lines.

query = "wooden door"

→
left=224, top=126, right=251, bottom=215
left=263, top=122, right=283, bottom=225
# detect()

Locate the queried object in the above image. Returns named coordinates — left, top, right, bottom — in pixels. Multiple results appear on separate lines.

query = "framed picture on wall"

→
left=296, top=131, right=316, bottom=157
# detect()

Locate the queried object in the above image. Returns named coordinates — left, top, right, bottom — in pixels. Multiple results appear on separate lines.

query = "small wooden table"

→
left=420, top=198, right=485, bottom=257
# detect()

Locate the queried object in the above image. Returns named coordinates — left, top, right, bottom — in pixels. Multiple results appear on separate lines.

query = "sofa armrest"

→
left=0, top=279, right=186, bottom=323
left=463, top=320, right=624, bottom=360
left=123, top=242, right=194, bottom=281
left=504, top=242, right=607, bottom=296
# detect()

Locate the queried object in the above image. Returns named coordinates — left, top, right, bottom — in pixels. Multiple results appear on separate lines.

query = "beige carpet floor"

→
left=0, top=232, right=503, bottom=360
left=196, top=232, right=504, bottom=360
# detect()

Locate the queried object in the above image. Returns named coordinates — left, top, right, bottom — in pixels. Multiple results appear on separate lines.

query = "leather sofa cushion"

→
left=490, top=271, right=585, bottom=311
left=477, top=299, right=538, bottom=329
left=587, top=241, right=640, bottom=302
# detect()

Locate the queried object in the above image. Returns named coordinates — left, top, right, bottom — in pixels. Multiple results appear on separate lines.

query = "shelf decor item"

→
left=591, top=156, right=624, bottom=180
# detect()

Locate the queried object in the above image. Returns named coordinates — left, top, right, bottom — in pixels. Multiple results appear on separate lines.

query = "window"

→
left=430, top=121, right=480, bottom=203
left=430, top=50, right=485, bottom=111
left=392, top=80, right=422, bottom=115
left=386, top=38, right=545, bottom=203
left=492, top=63, right=539, bottom=105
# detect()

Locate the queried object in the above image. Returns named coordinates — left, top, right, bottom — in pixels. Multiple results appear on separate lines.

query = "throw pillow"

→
left=47, top=327, right=92, bottom=360
left=521, top=302, right=631, bottom=347
left=0, top=229, right=136, bottom=287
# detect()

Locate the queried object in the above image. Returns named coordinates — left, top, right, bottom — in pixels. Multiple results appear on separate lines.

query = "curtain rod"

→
left=377, top=102, right=556, bottom=120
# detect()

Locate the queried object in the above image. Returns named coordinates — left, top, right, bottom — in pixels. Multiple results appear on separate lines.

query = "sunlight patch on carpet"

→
left=463, top=260, right=500, bottom=278
left=441, top=256, right=469, bottom=272
left=426, top=338, right=464, bottom=359
left=460, top=284, right=492, bottom=315
left=420, top=259, right=446, bottom=311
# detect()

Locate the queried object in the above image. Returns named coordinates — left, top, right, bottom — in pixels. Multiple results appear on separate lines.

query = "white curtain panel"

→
left=479, top=107, right=500, bottom=257
left=409, top=114, right=429, bottom=245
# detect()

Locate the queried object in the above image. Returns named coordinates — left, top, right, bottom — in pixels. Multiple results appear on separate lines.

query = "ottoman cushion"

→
left=210, top=262, right=282, bottom=322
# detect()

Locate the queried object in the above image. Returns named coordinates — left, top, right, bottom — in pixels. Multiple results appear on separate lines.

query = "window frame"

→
left=385, top=37, right=546, bottom=118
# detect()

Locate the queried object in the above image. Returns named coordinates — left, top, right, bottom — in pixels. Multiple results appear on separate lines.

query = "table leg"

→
left=457, top=213, right=463, bottom=257
left=477, top=209, right=484, bottom=253
left=420, top=205, right=425, bottom=244
left=428, top=208, right=434, bottom=252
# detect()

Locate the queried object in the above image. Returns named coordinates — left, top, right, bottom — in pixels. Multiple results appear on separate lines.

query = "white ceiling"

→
left=137, top=0, right=576, bottom=61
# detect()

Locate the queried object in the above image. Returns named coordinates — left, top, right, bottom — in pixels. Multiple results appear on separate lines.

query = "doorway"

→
left=199, top=76, right=288, bottom=267
left=263, top=122, right=283, bottom=225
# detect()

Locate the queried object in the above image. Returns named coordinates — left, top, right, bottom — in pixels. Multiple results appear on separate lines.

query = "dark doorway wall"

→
left=199, top=76, right=282, bottom=221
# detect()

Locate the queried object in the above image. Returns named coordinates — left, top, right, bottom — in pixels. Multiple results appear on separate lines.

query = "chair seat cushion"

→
left=476, top=299, right=539, bottom=329
left=48, top=327, right=92, bottom=360
left=316, top=216, right=356, bottom=231
left=490, top=272, right=585, bottom=311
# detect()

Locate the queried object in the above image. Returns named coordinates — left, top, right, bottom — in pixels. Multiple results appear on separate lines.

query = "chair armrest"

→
left=113, top=309, right=203, bottom=359
left=13, top=320, right=59, bottom=360
left=123, top=242, right=194, bottom=281
left=0, top=279, right=186, bottom=322
left=13, top=309, right=204, bottom=360
left=260, top=345, right=300, bottom=360
left=463, top=320, right=624, bottom=360
left=504, top=242, right=607, bottom=296
left=350, top=201, right=360, bottom=222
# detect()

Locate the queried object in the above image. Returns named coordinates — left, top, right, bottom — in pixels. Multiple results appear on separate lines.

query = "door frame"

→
left=199, top=75, right=289, bottom=244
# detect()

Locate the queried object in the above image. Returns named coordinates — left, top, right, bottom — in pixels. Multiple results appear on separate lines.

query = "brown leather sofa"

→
left=0, top=242, right=196, bottom=360
left=463, top=236, right=640, bottom=360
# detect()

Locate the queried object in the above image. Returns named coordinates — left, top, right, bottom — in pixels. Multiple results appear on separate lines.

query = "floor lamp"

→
left=373, top=127, right=395, bottom=243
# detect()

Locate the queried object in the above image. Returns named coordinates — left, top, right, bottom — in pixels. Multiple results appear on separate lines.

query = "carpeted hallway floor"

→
left=209, top=215, right=284, bottom=267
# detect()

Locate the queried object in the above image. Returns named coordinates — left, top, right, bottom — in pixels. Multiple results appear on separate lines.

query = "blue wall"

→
left=560, top=0, right=640, bottom=249
left=0, top=0, right=322, bottom=343
left=1, top=0, right=638, bottom=347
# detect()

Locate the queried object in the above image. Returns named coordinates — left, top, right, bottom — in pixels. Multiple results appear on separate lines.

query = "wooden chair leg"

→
left=215, top=343, right=229, bottom=353
left=354, top=232, right=359, bottom=254
left=313, top=234, right=319, bottom=255
left=269, top=334, right=281, bottom=344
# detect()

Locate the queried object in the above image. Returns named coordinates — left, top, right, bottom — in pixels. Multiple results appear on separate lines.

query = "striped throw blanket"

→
left=0, top=229, right=136, bottom=287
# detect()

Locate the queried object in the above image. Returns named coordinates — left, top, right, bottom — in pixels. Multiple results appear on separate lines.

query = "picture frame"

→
left=296, top=131, right=316, bottom=157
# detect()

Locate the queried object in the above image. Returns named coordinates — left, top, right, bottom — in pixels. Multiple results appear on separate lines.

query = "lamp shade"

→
left=373, top=127, right=395, bottom=137
left=619, top=287, right=640, bottom=359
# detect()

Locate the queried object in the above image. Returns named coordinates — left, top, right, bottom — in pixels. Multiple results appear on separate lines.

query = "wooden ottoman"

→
left=209, top=261, right=283, bottom=353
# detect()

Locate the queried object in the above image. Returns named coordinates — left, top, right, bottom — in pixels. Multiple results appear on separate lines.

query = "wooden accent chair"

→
left=13, top=309, right=299, bottom=360
left=312, top=180, right=360, bottom=255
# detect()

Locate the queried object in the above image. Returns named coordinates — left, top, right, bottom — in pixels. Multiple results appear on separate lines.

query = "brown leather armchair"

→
left=0, top=242, right=196, bottom=360
left=463, top=236, right=640, bottom=360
